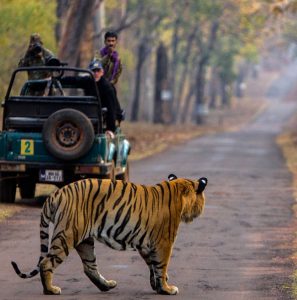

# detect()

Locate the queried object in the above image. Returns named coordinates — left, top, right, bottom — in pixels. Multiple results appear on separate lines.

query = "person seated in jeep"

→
left=61, top=59, right=122, bottom=133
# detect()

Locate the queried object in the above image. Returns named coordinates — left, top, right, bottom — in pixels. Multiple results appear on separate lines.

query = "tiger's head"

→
left=168, top=174, right=207, bottom=223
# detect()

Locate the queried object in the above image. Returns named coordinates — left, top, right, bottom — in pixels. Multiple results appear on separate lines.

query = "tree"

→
left=58, top=0, right=97, bottom=67
left=154, top=43, right=168, bottom=123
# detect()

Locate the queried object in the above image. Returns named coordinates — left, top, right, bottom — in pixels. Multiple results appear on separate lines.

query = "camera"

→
left=46, top=57, right=61, bottom=66
left=30, top=43, right=43, bottom=56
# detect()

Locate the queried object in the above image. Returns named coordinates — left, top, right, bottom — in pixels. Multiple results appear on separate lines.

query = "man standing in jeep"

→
left=100, top=31, right=122, bottom=86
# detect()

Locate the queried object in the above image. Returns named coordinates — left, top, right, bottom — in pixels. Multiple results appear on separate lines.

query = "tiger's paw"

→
left=43, top=285, right=61, bottom=295
left=157, top=285, right=179, bottom=295
left=106, top=279, right=117, bottom=289
left=98, top=279, right=117, bottom=292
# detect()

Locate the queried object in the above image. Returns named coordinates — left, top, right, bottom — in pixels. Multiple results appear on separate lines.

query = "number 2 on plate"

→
left=21, top=139, right=34, bottom=155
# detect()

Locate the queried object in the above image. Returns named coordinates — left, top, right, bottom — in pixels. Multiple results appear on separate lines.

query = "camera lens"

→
left=31, top=43, right=42, bottom=55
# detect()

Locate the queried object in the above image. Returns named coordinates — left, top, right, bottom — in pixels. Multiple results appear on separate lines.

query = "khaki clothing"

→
left=18, top=48, right=54, bottom=80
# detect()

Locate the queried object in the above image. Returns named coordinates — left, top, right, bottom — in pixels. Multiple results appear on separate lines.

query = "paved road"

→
left=0, top=94, right=297, bottom=299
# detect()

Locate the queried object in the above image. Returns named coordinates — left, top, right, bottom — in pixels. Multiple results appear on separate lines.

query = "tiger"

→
left=11, top=174, right=207, bottom=296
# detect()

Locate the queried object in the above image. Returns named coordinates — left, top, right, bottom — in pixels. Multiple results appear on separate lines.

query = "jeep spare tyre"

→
left=42, top=108, right=95, bottom=161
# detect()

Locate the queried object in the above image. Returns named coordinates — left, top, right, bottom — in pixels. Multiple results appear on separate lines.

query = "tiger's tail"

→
left=11, top=194, right=54, bottom=279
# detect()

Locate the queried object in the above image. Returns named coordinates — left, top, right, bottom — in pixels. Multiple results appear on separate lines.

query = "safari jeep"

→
left=0, top=66, right=130, bottom=203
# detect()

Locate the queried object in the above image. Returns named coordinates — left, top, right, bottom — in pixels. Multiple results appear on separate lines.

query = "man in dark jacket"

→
left=61, top=59, right=122, bottom=133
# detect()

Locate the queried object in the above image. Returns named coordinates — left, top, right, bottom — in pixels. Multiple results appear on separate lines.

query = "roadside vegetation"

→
left=278, top=120, right=297, bottom=297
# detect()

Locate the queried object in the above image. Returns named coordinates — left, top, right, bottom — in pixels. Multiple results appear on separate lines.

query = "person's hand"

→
left=106, top=130, right=115, bottom=139
left=106, top=46, right=114, bottom=55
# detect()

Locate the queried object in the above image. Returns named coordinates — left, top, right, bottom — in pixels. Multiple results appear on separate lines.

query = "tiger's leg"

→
left=138, top=249, right=157, bottom=290
left=75, top=238, right=117, bottom=292
left=39, top=236, right=72, bottom=295
left=139, top=248, right=171, bottom=293
left=149, top=243, right=178, bottom=295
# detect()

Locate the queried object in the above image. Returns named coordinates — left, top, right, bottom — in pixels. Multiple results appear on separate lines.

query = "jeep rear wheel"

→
left=42, top=109, right=95, bottom=161
left=19, top=177, right=36, bottom=199
left=0, top=172, right=16, bottom=203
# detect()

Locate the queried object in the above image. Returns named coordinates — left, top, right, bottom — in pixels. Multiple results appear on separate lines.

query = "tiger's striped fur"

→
left=11, top=175, right=207, bottom=295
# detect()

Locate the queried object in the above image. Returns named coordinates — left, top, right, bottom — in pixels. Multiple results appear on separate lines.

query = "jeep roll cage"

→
left=3, top=66, right=104, bottom=133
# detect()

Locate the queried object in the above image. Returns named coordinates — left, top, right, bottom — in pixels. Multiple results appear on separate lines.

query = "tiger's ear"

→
left=168, top=174, right=178, bottom=181
left=196, top=177, right=208, bottom=193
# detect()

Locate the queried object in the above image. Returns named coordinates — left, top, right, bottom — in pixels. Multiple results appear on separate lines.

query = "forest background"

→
left=0, top=0, right=297, bottom=127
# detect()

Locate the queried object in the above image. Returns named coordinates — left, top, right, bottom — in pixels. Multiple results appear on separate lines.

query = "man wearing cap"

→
left=61, top=59, right=122, bottom=133
left=19, top=33, right=55, bottom=80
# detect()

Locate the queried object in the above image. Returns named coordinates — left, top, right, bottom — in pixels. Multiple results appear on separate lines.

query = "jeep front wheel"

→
left=42, top=109, right=95, bottom=161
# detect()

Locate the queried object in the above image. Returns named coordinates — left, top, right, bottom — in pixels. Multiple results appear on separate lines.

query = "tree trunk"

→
left=174, top=28, right=197, bottom=124
left=93, top=0, right=105, bottom=51
left=131, top=41, right=146, bottom=122
left=194, top=61, right=207, bottom=124
left=220, top=78, right=232, bottom=107
left=154, top=43, right=168, bottom=123
left=194, top=21, right=219, bottom=124
left=209, top=66, right=219, bottom=109
left=58, top=0, right=96, bottom=67
left=180, top=81, right=195, bottom=124
left=55, top=0, right=71, bottom=45
left=168, top=13, right=180, bottom=122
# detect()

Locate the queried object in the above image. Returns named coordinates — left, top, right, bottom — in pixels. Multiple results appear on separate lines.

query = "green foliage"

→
left=0, top=0, right=56, bottom=100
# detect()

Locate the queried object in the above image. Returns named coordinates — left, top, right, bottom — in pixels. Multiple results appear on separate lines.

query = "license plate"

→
left=39, top=169, right=63, bottom=182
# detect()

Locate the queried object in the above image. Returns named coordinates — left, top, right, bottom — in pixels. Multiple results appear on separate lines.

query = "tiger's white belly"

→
left=96, top=227, right=136, bottom=251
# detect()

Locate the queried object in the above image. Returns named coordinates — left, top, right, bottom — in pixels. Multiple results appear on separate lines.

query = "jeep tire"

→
left=42, top=109, right=95, bottom=161
left=19, top=177, right=36, bottom=199
left=0, top=172, right=16, bottom=203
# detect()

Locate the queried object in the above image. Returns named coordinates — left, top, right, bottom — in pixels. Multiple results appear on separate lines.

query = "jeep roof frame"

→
left=4, top=66, right=103, bottom=132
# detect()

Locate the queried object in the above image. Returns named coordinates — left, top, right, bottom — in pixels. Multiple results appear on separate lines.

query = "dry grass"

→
left=277, top=126, right=297, bottom=298
left=277, top=114, right=297, bottom=198
left=0, top=204, right=23, bottom=222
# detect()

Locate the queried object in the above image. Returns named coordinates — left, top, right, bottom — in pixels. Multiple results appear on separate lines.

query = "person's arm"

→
left=110, top=59, right=122, bottom=85
left=99, top=79, right=117, bottom=132
left=18, top=52, right=30, bottom=67
left=42, top=48, right=55, bottom=61
left=18, top=58, right=26, bottom=67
